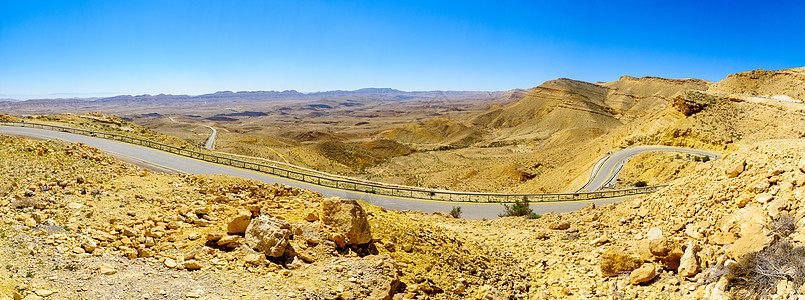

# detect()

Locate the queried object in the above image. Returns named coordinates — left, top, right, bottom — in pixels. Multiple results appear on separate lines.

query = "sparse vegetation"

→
left=498, top=196, right=533, bottom=217
left=449, top=206, right=462, bottom=218
left=634, top=180, right=648, bottom=187
left=732, top=239, right=805, bottom=300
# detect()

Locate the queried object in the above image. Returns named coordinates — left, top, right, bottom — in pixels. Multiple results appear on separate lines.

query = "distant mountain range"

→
left=0, top=88, right=519, bottom=115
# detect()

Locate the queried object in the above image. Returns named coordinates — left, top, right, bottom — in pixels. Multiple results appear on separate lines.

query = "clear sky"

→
left=1, top=0, right=803, bottom=99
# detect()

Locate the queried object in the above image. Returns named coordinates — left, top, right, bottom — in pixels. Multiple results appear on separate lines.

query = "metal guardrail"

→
left=0, top=120, right=667, bottom=203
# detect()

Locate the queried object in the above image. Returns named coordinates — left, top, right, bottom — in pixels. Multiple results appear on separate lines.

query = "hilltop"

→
left=709, top=67, right=805, bottom=101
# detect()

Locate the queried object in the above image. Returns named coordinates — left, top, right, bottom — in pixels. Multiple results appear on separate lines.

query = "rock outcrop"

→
left=245, top=215, right=293, bottom=257
left=320, top=198, right=372, bottom=246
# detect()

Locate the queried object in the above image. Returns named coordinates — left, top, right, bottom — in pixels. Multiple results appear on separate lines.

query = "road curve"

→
left=578, top=146, right=722, bottom=191
left=201, top=124, right=217, bottom=150
left=168, top=117, right=217, bottom=150
left=0, top=126, right=645, bottom=219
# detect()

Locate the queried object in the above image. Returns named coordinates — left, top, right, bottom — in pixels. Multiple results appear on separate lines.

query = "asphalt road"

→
left=578, top=146, right=722, bottom=191
left=0, top=126, right=702, bottom=219
left=200, top=124, right=217, bottom=150
left=168, top=117, right=217, bottom=150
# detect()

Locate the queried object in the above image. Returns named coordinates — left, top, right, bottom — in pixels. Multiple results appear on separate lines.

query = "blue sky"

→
left=1, top=0, right=803, bottom=99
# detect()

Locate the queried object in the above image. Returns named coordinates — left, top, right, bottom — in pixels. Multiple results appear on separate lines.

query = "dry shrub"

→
left=449, top=206, right=462, bottom=219
left=498, top=197, right=532, bottom=217
left=732, top=237, right=805, bottom=299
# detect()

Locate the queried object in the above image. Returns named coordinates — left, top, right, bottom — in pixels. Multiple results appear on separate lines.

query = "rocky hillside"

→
left=412, top=138, right=805, bottom=299
left=471, top=78, right=619, bottom=142
left=368, top=75, right=723, bottom=193
left=4, top=119, right=805, bottom=299
left=379, top=117, right=485, bottom=148
left=709, top=67, right=805, bottom=101
left=0, top=136, right=528, bottom=299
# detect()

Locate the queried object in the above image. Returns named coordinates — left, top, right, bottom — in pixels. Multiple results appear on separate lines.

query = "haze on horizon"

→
left=1, top=0, right=803, bottom=100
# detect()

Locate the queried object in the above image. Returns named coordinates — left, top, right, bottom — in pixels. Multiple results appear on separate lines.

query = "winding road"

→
left=201, top=124, right=217, bottom=150
left=578, top=146, right=721, bottom=191
left=0, top=125, right=719, bottom=219
left=168, top=117, right=217, bottom=150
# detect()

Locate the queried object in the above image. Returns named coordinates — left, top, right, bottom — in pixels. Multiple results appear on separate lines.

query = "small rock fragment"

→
left=98, top=263, right=117, bottom=275
left=590, top=236, right=609, bottom=246
left=244, top=253, right=267, bottom=265
left=227, top=211, right=252, bottom=234
left=630, top=264, right=657, bottom=285
left=755, top=193, right=774, bottom=204
left=726, top=160, right=745, bottom=178
left=549, top=221, right=571, bottom=230
left=184, top=260, right=204, bottom=270
left=305, top=212, right=319, bottom=222
left=164, top=258, right=178, bottom=268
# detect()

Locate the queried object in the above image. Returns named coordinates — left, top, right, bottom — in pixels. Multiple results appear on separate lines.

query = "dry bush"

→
left=449, top=206, right=462, bottom=219
left=768, top=214, right=796, bottom=238
left=732, top=239, right=805, bottom=299
left=498, top=196, right=532, bottom=217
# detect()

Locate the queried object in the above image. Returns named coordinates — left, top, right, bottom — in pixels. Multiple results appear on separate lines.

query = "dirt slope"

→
left=379, top=117, right=485, bottom=148
left=368, top=75, right=721, bottom=193
left=472, top=78, right=619, bottom=141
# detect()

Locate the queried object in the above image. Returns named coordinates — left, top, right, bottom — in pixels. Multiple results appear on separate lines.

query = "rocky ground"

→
left=0, top=135, right=528, bottom=299
left=3, top=133, right=805, bottom=299
left=419, top=138, right=805, bottom=299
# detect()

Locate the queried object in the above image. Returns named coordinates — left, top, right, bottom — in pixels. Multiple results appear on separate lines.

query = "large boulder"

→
left=244, top=215, right=292, bottom=257
left=648, top=237, right=684, bottom=271
left=321, top=198, right=372, bottom=246
left=599, top=247, right=642, bottom=277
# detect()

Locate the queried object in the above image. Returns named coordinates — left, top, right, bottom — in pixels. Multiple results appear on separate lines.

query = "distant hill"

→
left=0, top=88, right=518, bottom=115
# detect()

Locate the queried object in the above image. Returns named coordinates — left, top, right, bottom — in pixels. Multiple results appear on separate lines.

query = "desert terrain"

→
left=4, top=68, right=804, bottom=194
left=1, top=67, right=805, bottom=299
